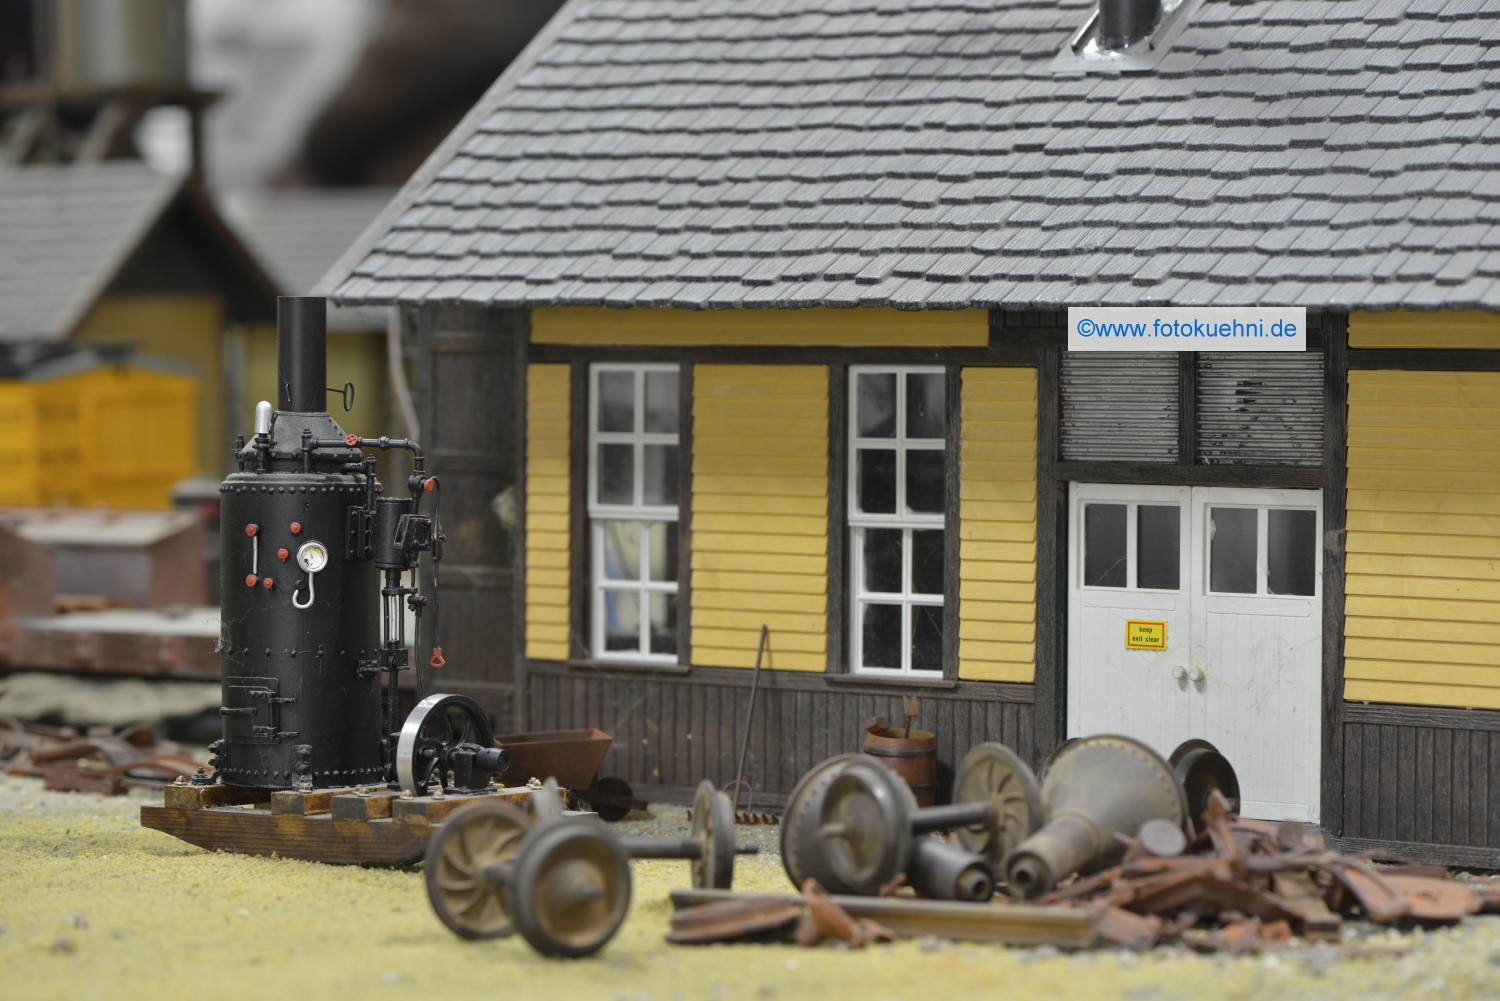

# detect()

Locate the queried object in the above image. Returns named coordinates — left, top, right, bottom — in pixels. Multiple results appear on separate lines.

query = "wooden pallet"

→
left=140, top=782, right=561, bottom=866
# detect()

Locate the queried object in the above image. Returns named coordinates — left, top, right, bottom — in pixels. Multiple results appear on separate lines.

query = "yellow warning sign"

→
left=1126, top=620, right=1167, bottom=650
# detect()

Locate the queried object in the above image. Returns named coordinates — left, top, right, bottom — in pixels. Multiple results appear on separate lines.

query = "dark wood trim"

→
left=943, top=365, right=962, bottom=682
left=512, top=313, right=531, bottom=730
left=823, top=674, right=960, bottom=691
left=826, top=362, right=849, bottom=675
left=676, top=363, right=694, bottom=666
left=1178, top=353, right=1197, bottom=464
left=1348, top=349, right=1500, bottom=372
left=1033, top=345, right=1064, bottom=765
left=1054, top=461, right=1323, bottom=489
left=560, top=659, right=693, bottom=676
left=567, top=362, right=589, bottom=662
left=1329, top=836, right=1500, bottom=870
left=528, top=657, right=1037, bottom=702
left=1344, top=701, right=1500, bottom=731
left=527, top=343, right=1041, bottom=368
left=1320, top=314, right=1349, bottom=837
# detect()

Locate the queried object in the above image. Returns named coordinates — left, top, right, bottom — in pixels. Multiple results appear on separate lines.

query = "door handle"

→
left=1171, top=666, right=1187, bottom=680
left=1188, top=668, right=1205, bottom=683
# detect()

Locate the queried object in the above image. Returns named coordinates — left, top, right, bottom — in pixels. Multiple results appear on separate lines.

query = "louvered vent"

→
left=1197, top=352, right=1324, bottom=466
left=1060, top=352, right=1179, bottom=462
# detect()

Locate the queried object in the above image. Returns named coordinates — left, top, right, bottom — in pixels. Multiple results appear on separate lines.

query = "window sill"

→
left=823, top=674, right=958, bottom=691
left=563, top=658, right=692, bottom=676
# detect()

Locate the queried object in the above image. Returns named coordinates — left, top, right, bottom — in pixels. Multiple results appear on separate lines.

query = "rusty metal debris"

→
left=1038, top=790, right=1495, bottom=952
left=2, top=718, right=202, bottom=794
left=666, top=895, right=802, bottom=945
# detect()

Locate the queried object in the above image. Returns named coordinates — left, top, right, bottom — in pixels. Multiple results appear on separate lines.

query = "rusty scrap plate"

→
left=666, top=896, right=803, bottom=944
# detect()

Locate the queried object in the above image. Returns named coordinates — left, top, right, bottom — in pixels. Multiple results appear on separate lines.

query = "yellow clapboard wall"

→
left=957, top=368, right=1038, bottom=682
left=691, top=364, right=829, bottom=671
left=1349, top=310, right=1500, bottom=349
left=532, top=307, right=988, bottom=346
left=1345, top=370, right=1500, bottom=709
left=525, top=364, right=571, bottom=660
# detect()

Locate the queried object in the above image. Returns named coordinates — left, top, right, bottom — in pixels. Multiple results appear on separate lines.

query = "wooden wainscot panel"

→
left=1349, top=310, right=1500, bottom=350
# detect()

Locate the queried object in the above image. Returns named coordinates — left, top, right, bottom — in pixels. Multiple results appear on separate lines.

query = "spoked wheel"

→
left=396, top=694, right=495, bottom=795
left=781, top=753, right=867, bottom=890
left=951, top=742, right=1043, bottom=870
left=815, top=757, right=916, bottom=895
left=689, top=779, right=736, bottom=890
left=509, top=818, right=632, bottom=958
left=423, top=800, right=533, bottom=940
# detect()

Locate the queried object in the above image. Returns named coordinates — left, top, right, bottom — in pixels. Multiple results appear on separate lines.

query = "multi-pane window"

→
left=588, top=364, right=679, bottom=662
left=848, top=367, right=946, bottom=676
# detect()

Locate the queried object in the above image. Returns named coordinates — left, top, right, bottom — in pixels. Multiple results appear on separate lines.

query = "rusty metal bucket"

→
left=494, top=728, right=613, bottom=789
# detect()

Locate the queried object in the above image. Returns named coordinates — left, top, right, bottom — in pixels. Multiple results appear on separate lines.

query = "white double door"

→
left=1067, top=483, right=1322, bottom=822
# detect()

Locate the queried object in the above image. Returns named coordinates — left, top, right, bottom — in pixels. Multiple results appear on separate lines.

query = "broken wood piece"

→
left=671, top=888, right=1095, bottom=948
left=1315, top=858, right=1410, bottom=923
left=1377, top=875, right=1481, bottom=922
left=1270, top=871, right=1342, bottom=942
left=1092, top=906, right=1162, bottom=950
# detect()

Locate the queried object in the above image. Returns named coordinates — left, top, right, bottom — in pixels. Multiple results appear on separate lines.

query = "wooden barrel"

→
left=862, top=727, right=937, bottom=806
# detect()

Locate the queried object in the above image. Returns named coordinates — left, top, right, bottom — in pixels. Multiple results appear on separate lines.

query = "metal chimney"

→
left=1098, top=0, right=1161, bottom=50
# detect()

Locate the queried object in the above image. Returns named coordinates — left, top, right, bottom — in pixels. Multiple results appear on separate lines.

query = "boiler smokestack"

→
left=277, top=296, right=327, bottom=413
left=1098, top=0, right=1161, bottom=50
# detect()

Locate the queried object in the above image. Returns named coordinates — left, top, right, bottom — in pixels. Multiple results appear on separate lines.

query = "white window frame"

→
left=587, top=363, right=680, bottom=663
left=847, top=365, right=946, bottom=677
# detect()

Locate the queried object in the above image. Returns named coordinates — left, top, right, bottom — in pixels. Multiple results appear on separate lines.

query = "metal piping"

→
left=276, top=296, right=328, bottom=413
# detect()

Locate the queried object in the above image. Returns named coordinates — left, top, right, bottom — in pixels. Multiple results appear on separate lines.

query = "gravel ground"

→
left=3, top=774, right=1500, bottom=1001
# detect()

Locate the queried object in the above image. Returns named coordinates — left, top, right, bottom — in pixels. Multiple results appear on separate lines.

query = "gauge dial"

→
left=296, top=541, right=329, bottom=573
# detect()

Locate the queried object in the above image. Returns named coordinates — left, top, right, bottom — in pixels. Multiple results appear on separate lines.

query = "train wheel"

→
left=509, top=819, right=632, bottom=957
left=423, top=800, right=532, bottom=940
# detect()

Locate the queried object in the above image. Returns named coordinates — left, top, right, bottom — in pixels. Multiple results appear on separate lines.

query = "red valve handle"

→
left=345, top=434, right=359, bottom=446
left=429, top=647, right=445, bottom=669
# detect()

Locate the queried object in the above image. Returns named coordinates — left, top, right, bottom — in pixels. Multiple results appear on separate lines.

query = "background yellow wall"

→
left=1345, top=370, right=1500, bottom=709
left=958, top=367, right=1037, bottom=682
left=690, top=365, right=830, bottom=671
left=1350, top=311, right=1500, bottom=349
left=74, top=294, right=223, bottom=477
left=525, top=364, right=572, bottom=661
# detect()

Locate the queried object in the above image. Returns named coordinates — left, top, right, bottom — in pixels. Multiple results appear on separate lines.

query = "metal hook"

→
left=327, top=381, right=355, bottom=412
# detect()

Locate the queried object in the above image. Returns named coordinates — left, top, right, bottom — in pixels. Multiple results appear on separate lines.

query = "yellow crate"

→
left=0, top=362, right=198, bottom=509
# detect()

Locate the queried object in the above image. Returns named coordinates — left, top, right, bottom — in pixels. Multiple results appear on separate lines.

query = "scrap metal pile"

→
left=2, top=718, right=203, bottom=794
left=667, top=734, right=1500, bottom=953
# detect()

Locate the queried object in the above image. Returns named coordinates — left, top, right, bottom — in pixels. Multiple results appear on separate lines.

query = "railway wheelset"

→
left=780, top=735, right=1240, bottom=903
left=424, top=777, right=755, bottom=957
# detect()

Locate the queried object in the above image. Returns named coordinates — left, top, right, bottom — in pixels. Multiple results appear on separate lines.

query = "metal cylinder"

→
left=217, top=472, right=381, bottom=789
left=1098, top=0, right=1161, bottom=49
left=374, top=497, right=413, bottom=570
left=906, top=838, right=995, bottom=902
left=277, top=297, right=328, bottom=413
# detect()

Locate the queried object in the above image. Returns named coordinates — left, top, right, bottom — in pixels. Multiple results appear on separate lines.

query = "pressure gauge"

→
left=296, top=541, right=329, bottom=573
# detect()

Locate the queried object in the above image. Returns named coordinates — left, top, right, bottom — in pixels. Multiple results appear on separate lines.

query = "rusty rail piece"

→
left=670, top=888, right=1095, bottom=948
left=729, top=623, right=768, bottom=816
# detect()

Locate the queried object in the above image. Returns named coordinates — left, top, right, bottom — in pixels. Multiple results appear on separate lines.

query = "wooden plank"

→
left=690, top=494, right=826, bottom=517
left=689, top=569, right=828, bottom=594
left=1347, top=594, right=1500, bottom=624
left=162, top=784, right=273, bottom=809
left=1348, top=511, right=1500, bottom=539
left=391, top=787, right=540, bottom=826
left=1347, top=553, right=1500, bottom=582
left=1345, top=677, right=1500, bottom=711
left=270, top=787, right=356, bottom=816
left=1345, top=640, right=1500, bottom=671
left=329, top=790, right=402, bottom=821
left=1347, top=468, right=1500, bottom=494
left=1346, top=575, right=1500, bottom=603
left=140, top=807, right=431, bottom=865
left=532, top=307, right=989, bottom=347
left=1347, top=531, right=1500, bottom=559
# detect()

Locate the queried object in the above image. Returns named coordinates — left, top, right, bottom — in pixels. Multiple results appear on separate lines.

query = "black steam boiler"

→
left=209, top=296, right=506, bottom=794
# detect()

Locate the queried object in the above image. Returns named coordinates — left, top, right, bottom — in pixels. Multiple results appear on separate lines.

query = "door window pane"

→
left=912, top=529, right=944, bottom=596
left=1084, top=503, right=1127, bottom=588
left=1268, top=509, right=1317, bottom=596
left=906, top=449, right=945, bottom=514
left=906, top=372, right=945, bottom=439
left=1136, top=505, right=1180, bottom=591
left=1210, top=507, right=1258, bottom=594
